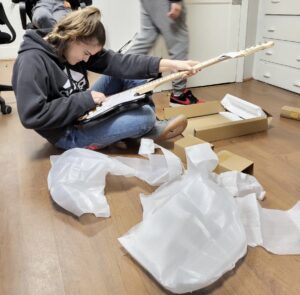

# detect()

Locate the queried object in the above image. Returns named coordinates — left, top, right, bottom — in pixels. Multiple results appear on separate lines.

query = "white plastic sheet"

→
left=216, top=171, right=266, bottom=201
left=48, top=149, right=113, bottom=217
left=119, top=145, right=248, bottom=293
left=48, top=140, right=300, bottom=294
left=236, top=195, right=300, bottom=254
left=48, top=139, right=182, bottom=217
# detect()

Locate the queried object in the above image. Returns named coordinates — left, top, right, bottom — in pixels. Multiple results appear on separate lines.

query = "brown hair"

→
left=47, top=6, right=106, bottom=59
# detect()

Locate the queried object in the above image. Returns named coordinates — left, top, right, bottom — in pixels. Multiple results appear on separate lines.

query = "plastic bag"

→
left=48, top=139, right=182, bottom=217
left=48, top=140, right=300, bottom=293
left=119, top=143, right=248, bottom=293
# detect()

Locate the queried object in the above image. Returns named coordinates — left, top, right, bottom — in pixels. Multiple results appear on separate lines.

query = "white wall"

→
left=93, top=0, right=140, bottom=51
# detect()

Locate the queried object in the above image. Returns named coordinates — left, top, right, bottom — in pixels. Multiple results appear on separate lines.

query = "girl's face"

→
left=64, top=39, right=102, bottom=65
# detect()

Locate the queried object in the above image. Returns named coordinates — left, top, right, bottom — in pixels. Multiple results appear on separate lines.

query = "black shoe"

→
left=170, top=89, right=205, bottom=105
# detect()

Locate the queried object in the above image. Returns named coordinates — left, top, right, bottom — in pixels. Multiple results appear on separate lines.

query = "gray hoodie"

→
left=12, top=29, right=161, bottom=144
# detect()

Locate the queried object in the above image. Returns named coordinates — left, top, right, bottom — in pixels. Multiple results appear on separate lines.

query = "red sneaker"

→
left=170, top=89, right=205, bottom=105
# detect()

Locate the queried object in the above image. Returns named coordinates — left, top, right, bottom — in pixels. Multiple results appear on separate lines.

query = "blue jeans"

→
left=55, top=76, right=156, bottom=150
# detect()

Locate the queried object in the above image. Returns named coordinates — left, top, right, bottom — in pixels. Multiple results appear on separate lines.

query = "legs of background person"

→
left=126, top=3, right=159, bottom=55
left=126, top=0, right=190, bottom=96
left=32, top=4, right=56, bottom=29
left=52, top=2, right=71, bottom=23
left=130, top=0, right=199, bottom=104
left=150, top=0, right=189, bottom=95
left=32, top=1, right=70, bottom=29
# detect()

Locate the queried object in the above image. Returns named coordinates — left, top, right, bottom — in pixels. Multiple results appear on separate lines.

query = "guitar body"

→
left=77, top=88, right=151, bottom=125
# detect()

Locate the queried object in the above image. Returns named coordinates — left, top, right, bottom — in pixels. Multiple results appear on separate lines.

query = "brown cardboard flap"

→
left=214, top=150, right=254, bottom=175
left=194, top=116, right=268, bottom=142
left=164, top=101, right=224, bottom=119
left=182, top=114, right=232, bottom=137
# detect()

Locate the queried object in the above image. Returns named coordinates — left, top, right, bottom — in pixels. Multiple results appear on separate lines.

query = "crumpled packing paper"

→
left=48, top=139, right=300, bottom=293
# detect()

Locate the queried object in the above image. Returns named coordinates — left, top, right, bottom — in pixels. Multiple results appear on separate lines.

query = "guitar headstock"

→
left=219, top=41, right=275, bottom=59
left=239, top=41, right=275, bottom=57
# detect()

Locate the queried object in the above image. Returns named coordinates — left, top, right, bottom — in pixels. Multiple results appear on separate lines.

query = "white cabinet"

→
left=262, top=15, right=300, bottom=42
left=256, top=61, right=300, bottom=92
left=260, top=39, right=300, bottom=69
left=265, top=0, right=300, bottom=15
left=254, top=0, right=300, bottom=94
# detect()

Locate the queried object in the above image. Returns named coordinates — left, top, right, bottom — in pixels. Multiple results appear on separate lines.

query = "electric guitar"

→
left=78, top=41, right=274, bottom=124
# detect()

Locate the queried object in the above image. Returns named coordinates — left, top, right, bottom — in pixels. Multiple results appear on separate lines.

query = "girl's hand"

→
left=91, top=91, right=107, bottom=106
left=159, top=59, right=200, bottom=77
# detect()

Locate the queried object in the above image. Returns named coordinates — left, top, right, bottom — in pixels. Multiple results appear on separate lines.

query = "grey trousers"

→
left=127, top=0, right=189, bottom=95
left=32, top=0, right=71, bottom=29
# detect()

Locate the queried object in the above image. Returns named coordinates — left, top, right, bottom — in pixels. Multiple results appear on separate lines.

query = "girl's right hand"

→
left=91, top=91, right=107, bottom=106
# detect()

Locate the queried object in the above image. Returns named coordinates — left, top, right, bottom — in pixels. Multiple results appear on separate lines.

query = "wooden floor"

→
left=0, top=80, right=300, bottom=295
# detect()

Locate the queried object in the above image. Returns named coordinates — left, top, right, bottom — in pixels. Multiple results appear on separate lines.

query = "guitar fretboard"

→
left=133, top=41, right=274, bottom=95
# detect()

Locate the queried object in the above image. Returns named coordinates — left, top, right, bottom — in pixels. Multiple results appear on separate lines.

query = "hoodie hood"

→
left=19, top=29, right=63, bottom=67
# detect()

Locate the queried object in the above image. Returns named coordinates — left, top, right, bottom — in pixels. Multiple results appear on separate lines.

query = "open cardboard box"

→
left=161, top=100, right=272, bottom=142
left=163, top=135, right=253, bottom=175
left=215, top=150, right=254, bottom=175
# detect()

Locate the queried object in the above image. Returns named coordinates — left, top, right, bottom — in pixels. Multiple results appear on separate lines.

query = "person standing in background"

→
left=32, top=0, right=72, bottom=29
left=127, top=0, right=202, bottom=105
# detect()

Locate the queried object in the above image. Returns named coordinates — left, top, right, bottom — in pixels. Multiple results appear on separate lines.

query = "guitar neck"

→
left=134, top=55, right=230, bottom=95
left=134, top=41, right=274, bottom=95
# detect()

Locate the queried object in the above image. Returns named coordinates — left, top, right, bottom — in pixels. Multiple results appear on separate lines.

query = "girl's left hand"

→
left=172, top=60, right=200, bottom=75
left=159, top=59, right=200, bottom=76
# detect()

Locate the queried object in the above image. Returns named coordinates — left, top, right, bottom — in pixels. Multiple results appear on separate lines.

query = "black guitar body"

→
left=77, top=92, right=151, bottom=125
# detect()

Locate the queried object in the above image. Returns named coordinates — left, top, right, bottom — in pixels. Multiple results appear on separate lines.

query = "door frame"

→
left=236, top=0, right=249, bottom=82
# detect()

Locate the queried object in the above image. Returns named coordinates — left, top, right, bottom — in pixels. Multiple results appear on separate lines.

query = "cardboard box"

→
left=158, top=135, right=253, bottom=174
left=173, top=135, right=213, bottom=164
left=162, top=100, right=272, bottom=142
left=157, top=135, right=212, bottom=164
left=280, top=106, right=300, bottom=121
left=214, top=150, right=254, bottom=175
